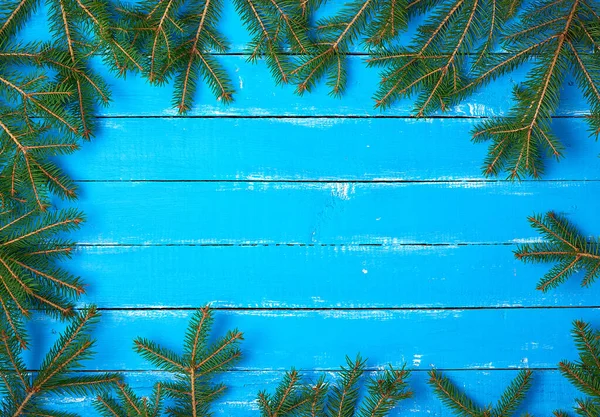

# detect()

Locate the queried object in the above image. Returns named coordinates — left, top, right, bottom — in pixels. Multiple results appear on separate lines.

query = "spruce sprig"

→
left=0, top=43, right=82, bottom=210
left=257, top=355, right=412, bottom=417
left=236, top=0, right=311, bottom=85
left=0, top=0, right=137, bottom=210
left=559, top=321, right=600, bottom=416
left=515, top=212, right=600, bottom=292
left=94, top=381, right=165, bottom=417
left=429, top=369, right=533, bottom=416
left=119, top=0, right=235, bottom=113
left=465, top=0, right=600, bottom=179
left=0, top=0, right=137, bottom=353
left=291, top=0, right=408, bottom=97
left=0, top=207, right=84, bottom=348
left=369, top=0, right=519, bottom=114
left=0, top=306, right=121, bottom=417
left=120, top=0, right=317, bottom=110
left=95, top=306, right=243, bottom=417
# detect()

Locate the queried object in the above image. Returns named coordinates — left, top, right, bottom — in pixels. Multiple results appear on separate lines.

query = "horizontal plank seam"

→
left=5, top=367, right=560, bottom=373
left=129, top=52, right=598, bottom=57
left=93, top=115, right=590, bottom=119
left=30, top=306, right=600, bottom=312
left=72, top=179, right=600, bottom=183
left=73, top=243, right=517, bottom=247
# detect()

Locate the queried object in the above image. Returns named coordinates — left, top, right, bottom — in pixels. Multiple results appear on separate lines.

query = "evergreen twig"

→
left=0, top=306, right=121, bottom=416
left=469, top=0, right=600, bottom=179
left=559, top=321, right=600, bottom=416
left=95, top=306, right=243, bottom=417
left=258, top=355, right=412, bottom=417
left=0, top=207, right=84, bottom=348
left=429, top=368, right=533, bottom=416
left=515, top=212, right=600, bottom=292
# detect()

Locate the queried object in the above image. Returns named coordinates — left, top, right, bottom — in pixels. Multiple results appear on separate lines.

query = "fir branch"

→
left=0, top=307, right=121, bottom=416
left=45, top=0, right=119, bottom=138
left=493, top=369, right=533, bottom=416
left=291, top=0, right=408, bottom=97
left=328, top=355, right=366, bottom=417
left=0, top=0, right=40, bottom=39
left=428, top=370, right=483, bottom=416
left=467, top=0, right=600, bottom=178
left=0, top=113, right=79, bottom=209
left=236, top=0, right=310, bottom=85
left=515, top=212, right=600, bottom=291
left=122, top=0, right=235, bottom=112
left=356, top=365, right=413, bottom=417
left=370, top=0, right=518, bottom=114
left=95, top=382, right=164, bottom=417
left=0, top=207, right=84, bottom=347
left=258, top=355, right=411, bottom=417
left=574, top=399, right=600, bottom=417
left=428, top=369, right=533, bottom=416
left=559, top=321, right=600, bottom=415
left=95, top=307, right=243, bottom=417
left=257, top=369, right=307, bottom=417
left=0, top=0, right=127, bottom=210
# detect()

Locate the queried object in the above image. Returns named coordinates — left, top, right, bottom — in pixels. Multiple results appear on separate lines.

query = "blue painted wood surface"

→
left=18, top=0, right=600, bottom=414
left=46, top=370, right=583, bottom=415
left=71, top=56, right=591, bottom=117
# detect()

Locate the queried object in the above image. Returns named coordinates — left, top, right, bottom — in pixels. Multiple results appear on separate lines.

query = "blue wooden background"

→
left=21, top=1, right=600, bottom=414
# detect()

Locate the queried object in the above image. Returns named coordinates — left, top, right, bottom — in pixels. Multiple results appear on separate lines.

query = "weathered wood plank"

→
left=69, top=117, right=600, bottom=181
left=44, top=370, right=581, bottom=416
left=85, top=56, right=586, bottom=116
left=24, top=309, right=598, bottom=371
left=72, top=245, right=600, bottom=308
left=17, top=10, right=589, bottom=118
left=62, top=181, right=600, bottom=245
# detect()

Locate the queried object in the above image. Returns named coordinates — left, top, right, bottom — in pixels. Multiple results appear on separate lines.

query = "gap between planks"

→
left=73, top=242, right=516, bottom=247
left=9, top=367, right=560, bottom=373
left=52, top=306, right=600, bottom=311
left=72, top=179, right=600, bottom=183
left=93, top=114, right=590, bottom=119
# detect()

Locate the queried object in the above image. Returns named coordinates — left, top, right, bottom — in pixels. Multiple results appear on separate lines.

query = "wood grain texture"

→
left=84, top=56, right=588, bottom=117
left=24, top=309, right=598, bottom=371
left=18, top=10, right=592, bottom=118
left=72, top=245, right=600, bottom=308
left=44, top=370, right=581, bottom=416
left=61, top=181, right=598, bottom=245
left=69, top=117, right=600, bottom=181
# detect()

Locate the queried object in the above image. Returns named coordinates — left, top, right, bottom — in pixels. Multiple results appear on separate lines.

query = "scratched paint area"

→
left=19, top=1, right=600, bottom=414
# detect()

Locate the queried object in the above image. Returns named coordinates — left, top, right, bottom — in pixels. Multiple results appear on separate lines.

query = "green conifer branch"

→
left=236, top=0, right=310, bottom=85
left=515, top=212, right=600, bottom=292
left=0, top=0, right=134, bottom=354
left=95, top=381, right=164, bottom=417
left=0, top=306, right=121, bottom=416
left=96, top=306, right=243, bottom=417
left=0, top=0, right=135, bottom=211
left=120, top=0, right=235, bottom=112
left=97, top=311, right=410, bottom=417
left=258, top=355, right=412, bottom=417
left=291, top=0, right=408, bottom=97
left=559, top=321, right=600, bottom=415
left=428, top=368, right=533, bottom=416
left=0, top=207, right=84, bottom=347
left=466, top=0, right=599, bottom=178
left=369, top=0, right=518, bottom=114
